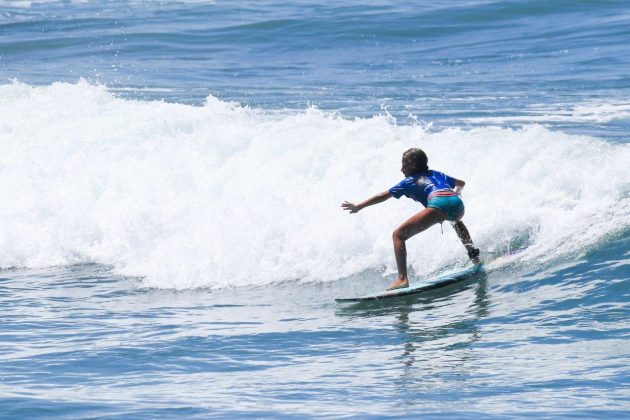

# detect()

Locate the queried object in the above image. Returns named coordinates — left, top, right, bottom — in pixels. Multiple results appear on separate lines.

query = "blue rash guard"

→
left=388, top=170, right=465, bottom=221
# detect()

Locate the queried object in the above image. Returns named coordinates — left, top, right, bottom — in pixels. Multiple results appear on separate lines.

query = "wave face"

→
left=1, top=81, right=628, bottom=288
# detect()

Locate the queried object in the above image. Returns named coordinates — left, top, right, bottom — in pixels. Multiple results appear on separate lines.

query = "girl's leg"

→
left=389, top=208, right=446, bottom=290
left=452, top=221, right=480, bottom=264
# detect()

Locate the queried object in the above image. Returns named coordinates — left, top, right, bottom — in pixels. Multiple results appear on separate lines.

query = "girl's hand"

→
left=341, top=201, right=361, bottom=214
left=454, top=179, right=465, bottom=195
left=341, top=192, right=391, bottom=214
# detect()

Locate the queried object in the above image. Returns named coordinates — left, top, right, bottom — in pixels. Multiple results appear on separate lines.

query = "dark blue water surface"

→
left=1, top=0, right=629, bottom=417
left=2, top=0, right=630, bottom=137
left=1, top=232, right=628, bottom=417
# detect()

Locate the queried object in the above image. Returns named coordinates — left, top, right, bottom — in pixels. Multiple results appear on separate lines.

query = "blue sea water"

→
left=1, top=0, right=629, bottom=417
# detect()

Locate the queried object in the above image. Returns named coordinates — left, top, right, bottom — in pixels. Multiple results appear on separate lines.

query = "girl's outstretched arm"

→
left=342, top=191, right=392, bottom=214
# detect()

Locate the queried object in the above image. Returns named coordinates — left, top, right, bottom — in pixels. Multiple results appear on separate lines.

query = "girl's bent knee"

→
left=393, top=228, right=408, bottom=241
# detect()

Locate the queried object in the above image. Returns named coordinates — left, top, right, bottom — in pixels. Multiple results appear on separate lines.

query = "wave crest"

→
left=1, top=81, right=628, bottom=288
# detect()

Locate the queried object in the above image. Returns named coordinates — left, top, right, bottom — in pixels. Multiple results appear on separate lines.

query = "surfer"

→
left=342, top=148, right=480, bottom=290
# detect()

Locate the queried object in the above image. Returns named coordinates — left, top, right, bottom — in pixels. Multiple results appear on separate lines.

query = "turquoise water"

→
left=1, top=0, right=629, bottom=417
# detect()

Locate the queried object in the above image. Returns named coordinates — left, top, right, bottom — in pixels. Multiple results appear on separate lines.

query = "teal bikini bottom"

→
left=427, top=195, right=465, bottom=221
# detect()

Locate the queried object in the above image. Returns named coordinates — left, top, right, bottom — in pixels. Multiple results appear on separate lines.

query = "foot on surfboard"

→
left=386, top=279, right=409, bottom=290
left=468, top=247, right=481, bottom=264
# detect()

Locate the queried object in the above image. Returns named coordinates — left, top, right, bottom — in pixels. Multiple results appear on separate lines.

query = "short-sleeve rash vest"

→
left=388, top=170, right=457, bottom=207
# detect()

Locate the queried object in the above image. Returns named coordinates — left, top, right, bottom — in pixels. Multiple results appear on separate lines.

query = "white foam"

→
left=464, top=100, right=630, bottom=125
left=1, top=80, right=629, bottom=288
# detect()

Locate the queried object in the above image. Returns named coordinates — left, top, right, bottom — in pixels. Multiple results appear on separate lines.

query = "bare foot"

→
left=386, top=278, right=409, bottom=290
left=468, top=247, right=481, bottom=265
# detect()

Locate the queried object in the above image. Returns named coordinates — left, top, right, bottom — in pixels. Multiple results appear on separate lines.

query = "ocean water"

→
left=1, top=0, right=629, bottom=417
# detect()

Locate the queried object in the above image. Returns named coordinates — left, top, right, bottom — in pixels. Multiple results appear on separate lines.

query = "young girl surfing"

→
left=342, top=148, right=480, bottom=290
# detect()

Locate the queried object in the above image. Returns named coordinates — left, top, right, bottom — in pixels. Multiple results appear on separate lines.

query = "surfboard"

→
left=335, top=264, right=484, bottom=302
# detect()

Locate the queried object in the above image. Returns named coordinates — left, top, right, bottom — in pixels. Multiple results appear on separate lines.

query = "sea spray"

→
left=1, top=81, right=628, bottom=288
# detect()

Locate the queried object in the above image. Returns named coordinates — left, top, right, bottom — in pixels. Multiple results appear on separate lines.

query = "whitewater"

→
left=1, top=0, right=629, bottom=417
left=2, top=81, right=628, bottom=290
